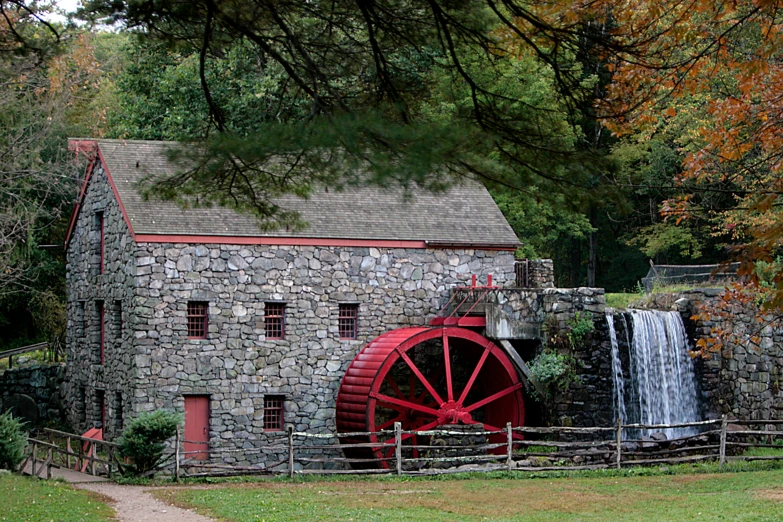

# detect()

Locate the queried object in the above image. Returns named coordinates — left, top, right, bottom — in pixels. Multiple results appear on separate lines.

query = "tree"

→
left=0, top=3, right=108, bottom=349
left=79, top=0, right=617, bottom=229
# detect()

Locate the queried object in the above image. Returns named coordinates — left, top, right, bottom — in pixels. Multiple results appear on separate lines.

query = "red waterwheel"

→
left=335, top=326, right=525, bottom=469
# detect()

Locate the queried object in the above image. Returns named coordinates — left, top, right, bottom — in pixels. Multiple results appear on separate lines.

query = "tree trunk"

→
left=587, top=206, right=598, bottom=287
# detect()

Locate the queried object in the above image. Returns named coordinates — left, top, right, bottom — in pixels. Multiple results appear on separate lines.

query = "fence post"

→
left=90, top=441, right=96, bottom=476
left=506, top=422, right=513, bottom=472
left=719, top=415, right=727, bottom=466
left=174, top=425, right=181, bottom=482
left=615, top=418, right=622, bottom=470
left=287, top=425, right=295, bottom=479
left=107, top=446, right=113, bottom=479
left=394, top=422, right=402, bottom=476
left=32, top=441, right=38, bottom=476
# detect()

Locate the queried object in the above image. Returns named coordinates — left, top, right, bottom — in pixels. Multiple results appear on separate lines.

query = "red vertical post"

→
left=98, top=301, right=105, bottom=364
left=487, top=274, right=493, bottom=287
left=98, top=212, right=104, bottom=274
left=471, top=274, right=477, bottom=287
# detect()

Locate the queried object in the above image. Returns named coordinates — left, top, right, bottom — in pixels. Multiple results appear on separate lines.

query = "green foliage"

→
left=528, top=351, right=578, bottom=402
left=605, top=292, right=644, bottom=309
left=117, top=410, right=182, bottom=477
left=626, top=222, right=704, bottom=259
left=0, top=410, right=27, bottom=470
left=565, top=312, right=595, bottom=348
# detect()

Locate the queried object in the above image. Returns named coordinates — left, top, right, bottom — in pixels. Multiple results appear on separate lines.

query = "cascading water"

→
left=607, top=309, right=701, bottom=438
left=607, top=313, right=627, bottom=426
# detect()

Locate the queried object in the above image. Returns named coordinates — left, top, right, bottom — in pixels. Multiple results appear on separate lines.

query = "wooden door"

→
left=184, top=395, right=210, bottom=461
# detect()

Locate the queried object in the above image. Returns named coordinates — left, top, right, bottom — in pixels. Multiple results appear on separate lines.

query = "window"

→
left=96, top=300, right=105, bottom=364
left=76, top=301, right=86, bottom=338
left=263, top=395, right=285, bottom=431
left=95, top=389, right=105, bottom=429
left=112, top=300, right=122, bottom=340
left=339, top=304, right=358, bottom=339
left=95, top=211, right=104, bottom=274
left=187, top=301, right=208, bottom=339
left=265, top=302, right=285, bottom=339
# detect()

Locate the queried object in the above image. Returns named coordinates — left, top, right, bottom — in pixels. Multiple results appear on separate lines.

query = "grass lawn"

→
left=158, top=468, right=783, bottom=522
left=0, top=473, right=115, bottom=522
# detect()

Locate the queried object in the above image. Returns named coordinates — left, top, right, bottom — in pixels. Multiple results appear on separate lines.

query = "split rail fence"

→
left=20, top=428, right=121, bottom=479
left=176, top=417, right=783, bottom=479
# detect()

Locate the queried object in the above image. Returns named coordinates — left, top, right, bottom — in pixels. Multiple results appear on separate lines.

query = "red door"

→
left=184, top=396, right=210, bottom=461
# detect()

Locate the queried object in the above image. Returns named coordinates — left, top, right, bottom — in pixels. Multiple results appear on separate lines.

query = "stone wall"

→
left=65, top=162, right=137, bottom=439
left=0, top=364, right=65, bottom=425
left=527, top=259, right=555, bottom=289
left=466, top=286, right=610, bottom=428
left=131, top=242, right=515, bottom=464
left=661, top=289, right=783, bottom=421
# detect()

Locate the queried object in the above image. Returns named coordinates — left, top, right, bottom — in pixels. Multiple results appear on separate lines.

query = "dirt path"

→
left=75, top=482, right=215, bottom=522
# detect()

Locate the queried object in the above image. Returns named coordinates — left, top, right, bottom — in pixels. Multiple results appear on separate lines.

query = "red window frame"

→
left=96, top=211, right=104, bottom=274
left=338, top=303, right=358, bottom=340
left=97, top=300, right=105, bottom=364
left=263, top=395, right=285, bottom=431
left=187, top=301, right=208, bottom=339
left=265, top=302, right=285, bottom=339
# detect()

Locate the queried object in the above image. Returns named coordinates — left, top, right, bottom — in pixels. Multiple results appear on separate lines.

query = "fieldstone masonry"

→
left=640, top=289, right=783, bottom=421
left=0, top=364, right=65, bottom=424
left=65, top=160, right=519, bottom=464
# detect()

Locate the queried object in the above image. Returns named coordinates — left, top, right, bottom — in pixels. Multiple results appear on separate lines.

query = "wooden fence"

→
left=20, top=428, right=121, bottom=479
left=175, top=416, right=783, bottom=478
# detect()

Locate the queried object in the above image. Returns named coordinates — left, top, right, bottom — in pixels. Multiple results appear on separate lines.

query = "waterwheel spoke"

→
left=457, top=342, right=493, bottom=405
left=411, top=434, right=420, bottom=459
left=397, top=348, right=445, bottom=405
left=416, top=363, right=445, bottom=403
left=464, top=383, right=524, bottom=413
left=371, top=392, right=440, bottom=417
left=382, top=420, right=440, bottom=446
left=443, top=332, right=454, bottom=401
left=466, top=421, right=525, bottom=440
left=376, top=415, right=405, bottom=431
left=385, top=375, right=406, bottom=400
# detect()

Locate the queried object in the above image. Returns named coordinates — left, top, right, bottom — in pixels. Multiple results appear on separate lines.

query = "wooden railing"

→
left=19, top=438, right=58, bottom=479
left=174, top=416, right=783, bottom=478
left=37, top=428, right=122, bottom=478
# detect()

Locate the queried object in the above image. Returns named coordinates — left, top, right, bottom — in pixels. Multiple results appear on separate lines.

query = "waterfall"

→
left=608, top=309, right=701, bottom=438
left=606, top=312, right=627, bottom=426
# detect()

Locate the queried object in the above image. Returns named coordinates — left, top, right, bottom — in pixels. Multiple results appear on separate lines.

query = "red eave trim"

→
left=64, top=141, right=137, bottom=248
left=134, top=235, right=430, bottom=248
left=132, top=235, right=518, bottom=250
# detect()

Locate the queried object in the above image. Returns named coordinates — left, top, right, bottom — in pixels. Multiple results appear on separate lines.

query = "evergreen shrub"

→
left=118, top=410, right=182, bottom=476
left=0, top=410, right=27, bottom=470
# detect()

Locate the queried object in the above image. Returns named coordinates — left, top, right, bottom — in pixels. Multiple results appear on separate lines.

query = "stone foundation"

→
left=0, top=364, right=65, bottom=425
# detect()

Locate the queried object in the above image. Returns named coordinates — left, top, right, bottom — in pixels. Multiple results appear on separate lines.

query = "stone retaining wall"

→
left=0, top=364, right=65, bottom=424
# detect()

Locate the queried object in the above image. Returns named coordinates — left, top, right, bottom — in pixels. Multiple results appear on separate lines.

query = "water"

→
left=607, top=309, right=701, bottom=438
left=607, top=313, right=627, bottom=426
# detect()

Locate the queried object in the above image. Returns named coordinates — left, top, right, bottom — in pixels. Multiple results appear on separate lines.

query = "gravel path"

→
left=75, top=482, right=215, bottom=522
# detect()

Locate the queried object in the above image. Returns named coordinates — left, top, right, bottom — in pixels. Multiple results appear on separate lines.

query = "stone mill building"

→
left=64, top=138, right=531, bottom=464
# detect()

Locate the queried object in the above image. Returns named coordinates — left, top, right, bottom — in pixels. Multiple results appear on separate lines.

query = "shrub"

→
left=117, top=410, right=182, bottom=476
left=0, top=410, right=27, bottom=470
left=529, top=351, right=578, bottom=402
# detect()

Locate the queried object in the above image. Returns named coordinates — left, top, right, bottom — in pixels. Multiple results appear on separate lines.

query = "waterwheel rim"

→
left=336, top=326, right=526, bottom=469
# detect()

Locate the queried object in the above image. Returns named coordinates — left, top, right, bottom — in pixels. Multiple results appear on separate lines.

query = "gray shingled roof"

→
left=96, top=139, right=520, bottom=247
